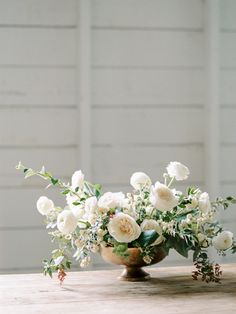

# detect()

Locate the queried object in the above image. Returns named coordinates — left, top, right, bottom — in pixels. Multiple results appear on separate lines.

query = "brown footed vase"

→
left=100, top=246, right=167, bottom=281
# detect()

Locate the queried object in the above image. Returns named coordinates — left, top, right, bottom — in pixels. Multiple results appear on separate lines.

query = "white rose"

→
left=85, top=196, right=98, bottom=214
left=36, top=196, right=54, bottom=216
left=198, top=192, right=211, bottom=213
left=57, top=210, right=77, bottom=235
left=107, top=212, right=141, bottom=243
left=71, top=206, right=85, bottom=219
left=150, top=182, right=178, bottom=212
left=71, top=170, right=84, bottom=190
left=166, top=161, right=190, bottom=181
left=130, top=172, right=151, bottom=190
left=98, top=192, right=127, bottom=211
left=212, top=231, right=234, bottom=250
left=141, top=219, right=164, bottom=245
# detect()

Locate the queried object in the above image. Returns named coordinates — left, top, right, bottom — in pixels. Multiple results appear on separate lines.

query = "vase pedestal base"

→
left=118, top=267, right=150, bottom=281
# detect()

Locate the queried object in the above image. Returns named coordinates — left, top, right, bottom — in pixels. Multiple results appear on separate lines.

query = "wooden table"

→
left=0, top=264, right=235, bottom=314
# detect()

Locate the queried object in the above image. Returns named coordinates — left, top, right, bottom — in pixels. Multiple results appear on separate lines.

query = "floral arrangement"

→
left=16, top=161, right=236, bottom=283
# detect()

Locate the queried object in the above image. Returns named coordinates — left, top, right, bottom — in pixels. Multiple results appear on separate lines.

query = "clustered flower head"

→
left=16, top=161, right=236, bottom=283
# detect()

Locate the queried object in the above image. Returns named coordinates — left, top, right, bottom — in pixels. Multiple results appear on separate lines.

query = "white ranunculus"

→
left=71, top=170, right=84, bottom=190
left=36, top=196, right=54, bottom=215
left=108, top=212, right=141, bottom=243
left=98, top=192, right=127, bottom=211
left=57, top=210, right=77, bottom=235
left=198, top=192, right=211, bottom=213
left=141, top=219, right=164, bottom=245
left=71, top=206, right=85, bottom=219
left=85, top=196, right=98, bottom=214
left=212, top=231, right=234, bottom=250
left=130, top=172, right=151, bottom=190
left=166, top=161, right=190, bottom=181
left=150, top=182, right=178, bottom=212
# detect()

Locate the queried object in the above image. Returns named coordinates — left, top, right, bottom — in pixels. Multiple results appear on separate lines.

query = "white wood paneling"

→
left=92, top=30, right=203, bottom=67
left=92, top=107, right=204, bottom=145
left=221, top=108, right=236, bottom=144
left=221, top=70, right=236, bottom=104
left=0, top=229, right=54, bottom=270
left=220, top=0, right=236, bottom=31
left=0, top=108, right=76, bottom=146
left=92, top=68, right=203, bottom=106
left=221, top=33, right=236, bottom=68
left=204, top=0, right=220, bottom=198
left=0, top=0, right=76, bottom=26
left=0, top=68, right=76, bottom=106
left=92, top=0, right=203, bottom=29
left=221, top=145, right=236, bottom=181
left=92, top=145, right=204, bottom=184
left=0, top=29, right=75, bottom=66
left=0, top=147, right=76, bottom=176
left=0, top=188, right=66, bottom=228
left=77, top=0, right=92, bottom=177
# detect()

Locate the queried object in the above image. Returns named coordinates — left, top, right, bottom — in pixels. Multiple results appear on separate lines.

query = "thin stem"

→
left=167, top=176, right=175, bottom=188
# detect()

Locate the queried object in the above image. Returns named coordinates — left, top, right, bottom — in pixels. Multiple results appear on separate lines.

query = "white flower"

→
left=197, top=233, right=206, bottom=243
left=71, top=206, right=85, bottom=219
left=166, top=161, right=190, bottom=181
left=36, top=196, right=54, bottom=215
left=143, top=255, right=152, bottom=264
left=71, top=170, right=84, bottom=190
left=57, top=210, right=77, bottom=235
left=80, top=256, right=91, bottom=268
left=212, top=231, right=234, bottom=250
left=141, top=219, right=164, bottom=245
left=150, top=182, right=178, bottom=212
left=75, top=238, right=84, bottom=248
left=98, top=192, right=127, bottom=212
left=108, top=212, right=141, bottom=243
left=198, top=192, right=211, bottom=213
left=130, top=172, right=151, bottom=190
left=85, top=196, right=98, bottom=214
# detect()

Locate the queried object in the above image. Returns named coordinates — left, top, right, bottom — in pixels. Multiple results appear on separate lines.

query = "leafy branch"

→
left=192, top=252, right=222, bottom=283
left=211, top=196, right=236, bottom=211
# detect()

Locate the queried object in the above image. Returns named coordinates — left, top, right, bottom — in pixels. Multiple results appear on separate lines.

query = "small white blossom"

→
left=85, top=196, right=98, bottom=214
left=212, top=231, right=233, bottom=251
left=150, top=182, right=178, bottom=212
left=98, top=192, right=127, bottom=212
left=71, top=170, right=84, bottom=190
left=80, top=256, right=91, bottom=268
left=198, top=192, right=211, bottom=213
left=143, top=255, right=152, bottom=264
left=36, top=196, right=54, bottom=216
left=166, top=161, right=190, bottom=181
left=57, top=210, right=77, bottom=235
left=130, top=172, right=151, bottom=190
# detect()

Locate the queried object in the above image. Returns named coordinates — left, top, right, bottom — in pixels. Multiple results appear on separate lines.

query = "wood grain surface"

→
left=0, top=264, right=235, bottom=314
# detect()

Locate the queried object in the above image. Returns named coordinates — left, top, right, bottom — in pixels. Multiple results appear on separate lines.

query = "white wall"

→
left=0, top=0, right=235, bottom=273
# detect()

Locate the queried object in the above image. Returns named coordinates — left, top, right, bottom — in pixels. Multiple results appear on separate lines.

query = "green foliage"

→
left=212, top=196, right=236, bottom=210
left=137, top=230, right=159, bottom=247
left=165, top=235, right=192, bottom=258
left=112, top=243, right=129, bottom=258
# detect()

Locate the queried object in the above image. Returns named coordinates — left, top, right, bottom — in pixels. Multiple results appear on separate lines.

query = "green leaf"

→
left=193, top=247, right=201, bottom=261
left=137, top=230, right=159, bottom=247
left=61, top=189, right=70, bottom=195
left=51, top=178, right=58, bottom=185
left=174, top=238, right=190, bottom=258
